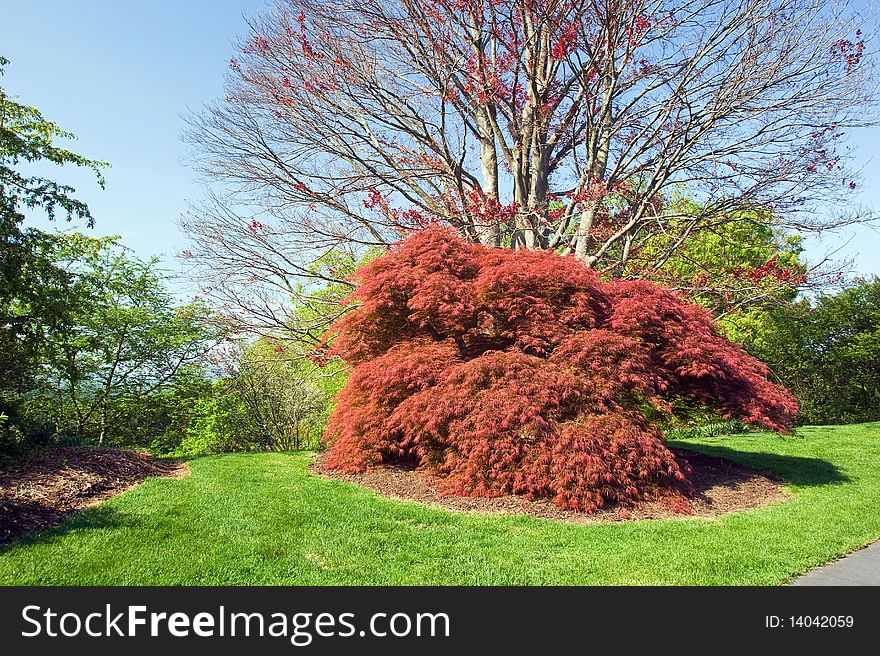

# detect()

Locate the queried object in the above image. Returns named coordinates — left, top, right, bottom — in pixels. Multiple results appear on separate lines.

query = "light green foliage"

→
left=173, top=392, right=243, bottom=455
left=627, top=202, right=805, bottom=327
left=272, top=247, right=381, bottom=441
left=665, top=420, right=751, bottom=441
left=2, top=423, right=879, bottom=585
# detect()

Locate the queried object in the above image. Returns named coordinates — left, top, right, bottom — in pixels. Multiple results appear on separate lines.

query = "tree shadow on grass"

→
left=670, top=442, right=850, bottom=487
left=0, top=504, right=136, bottom=554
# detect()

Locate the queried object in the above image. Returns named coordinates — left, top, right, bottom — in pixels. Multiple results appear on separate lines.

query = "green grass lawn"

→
left=2, top=422, right=879, bottom=585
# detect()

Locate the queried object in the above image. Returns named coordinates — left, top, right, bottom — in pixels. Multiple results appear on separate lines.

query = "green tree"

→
left=107, top=368, right=215, bottom=451
left=177, top=339, right=329, bottom=455
left=749, top=279, right=880, bottom=425
left=0, top=56, right=106, bottom=227
left=624, top=202, right=805, bottom=314
left=1, top=55, right=107, bottom=447
left=30, top=233, right=222, bottom=443
left=231, top=339, right=327, bottom=451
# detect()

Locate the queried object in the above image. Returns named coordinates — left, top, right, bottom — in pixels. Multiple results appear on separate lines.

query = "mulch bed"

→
left=312, top=448, right=789, bottom=523
left=0, top=448, right=188, bottom=545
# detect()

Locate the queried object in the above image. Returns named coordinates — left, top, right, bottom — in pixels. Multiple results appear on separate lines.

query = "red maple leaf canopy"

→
left=322, top=226, right=797, bottom=513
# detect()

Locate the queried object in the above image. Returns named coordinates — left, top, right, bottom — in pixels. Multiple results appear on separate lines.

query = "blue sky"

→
left=2, top=0, right=267, bottom=295
left=2, top=0, right=880, bottom=290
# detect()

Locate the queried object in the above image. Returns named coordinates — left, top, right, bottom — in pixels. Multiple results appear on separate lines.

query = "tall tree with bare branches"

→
left=184, top=0, right=877, bottom=334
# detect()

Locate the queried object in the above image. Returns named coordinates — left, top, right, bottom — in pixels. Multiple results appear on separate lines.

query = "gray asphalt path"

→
left=791, top=541, right=880, bottom=585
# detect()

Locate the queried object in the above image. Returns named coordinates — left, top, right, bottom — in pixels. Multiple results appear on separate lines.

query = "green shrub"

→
left=0, top=413, right=25, bottom=458
left=172, top=396, right=242, bottom=456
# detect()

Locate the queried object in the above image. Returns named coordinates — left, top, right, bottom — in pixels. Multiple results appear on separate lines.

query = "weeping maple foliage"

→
left=322, top=226, right=797, bottom=513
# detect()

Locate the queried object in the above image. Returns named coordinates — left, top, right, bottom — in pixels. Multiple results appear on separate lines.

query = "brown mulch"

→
left=0, top=448, right=188, bottom=545
left=312, top=448, right=789, bottom=524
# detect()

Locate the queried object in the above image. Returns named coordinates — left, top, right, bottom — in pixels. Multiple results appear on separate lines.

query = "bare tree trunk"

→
left=575, top=76, right=613, bottom=263
left=98, top=406, right=107, bottom=446
left=476, top=110, right=501, bottom=247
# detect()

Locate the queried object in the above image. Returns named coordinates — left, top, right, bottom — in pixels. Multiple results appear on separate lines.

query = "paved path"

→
left=791, top=541, right=880, bottom=585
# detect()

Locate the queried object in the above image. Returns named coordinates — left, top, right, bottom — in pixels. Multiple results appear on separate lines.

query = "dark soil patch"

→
left=0, top=448, right=188, bottom=545
left=312, top=448, right=789, bottom=523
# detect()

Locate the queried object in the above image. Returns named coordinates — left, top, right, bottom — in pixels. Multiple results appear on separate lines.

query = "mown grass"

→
left=1, top=423, right=878, bottom=585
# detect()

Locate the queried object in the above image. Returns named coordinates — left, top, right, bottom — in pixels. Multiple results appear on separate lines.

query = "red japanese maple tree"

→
left=322, top=226, right=797, bottom=513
